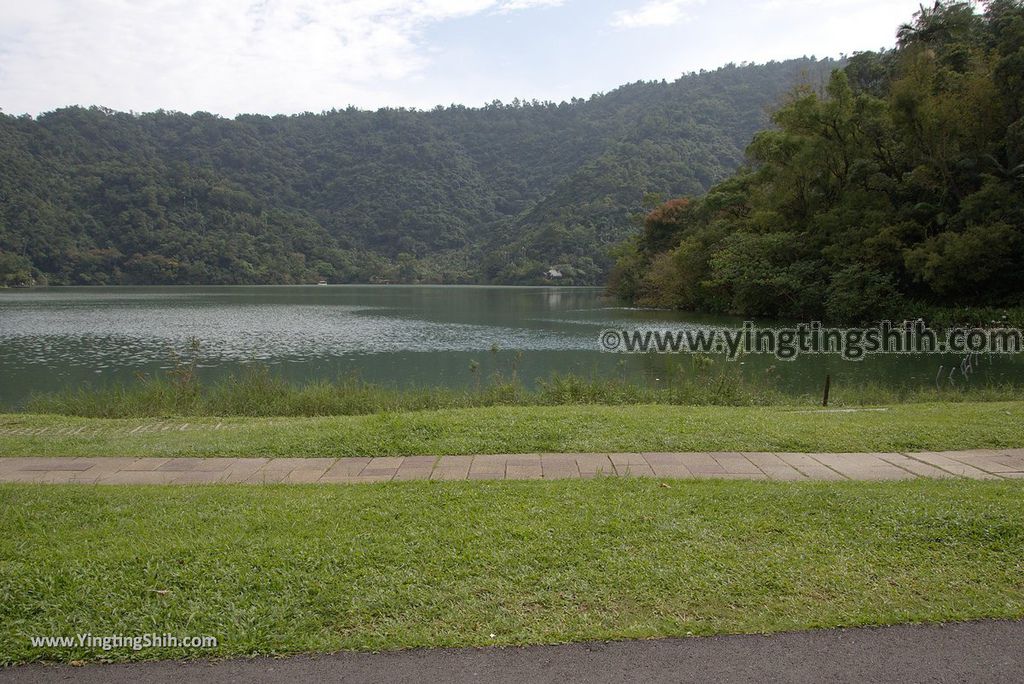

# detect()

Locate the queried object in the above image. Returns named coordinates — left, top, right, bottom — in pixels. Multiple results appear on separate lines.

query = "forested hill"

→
left=610, top=0, right=1024, bottom=322
left=0, top=58, right=836, bottom=286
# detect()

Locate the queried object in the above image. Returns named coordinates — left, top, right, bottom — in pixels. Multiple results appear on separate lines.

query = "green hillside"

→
left=0, top=58, right=835, bottom=286
left=611, top=1, right=1024, bottom=321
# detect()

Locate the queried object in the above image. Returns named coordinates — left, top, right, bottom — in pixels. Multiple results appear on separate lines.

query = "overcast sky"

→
left=1, top=0, right=929, bottom=117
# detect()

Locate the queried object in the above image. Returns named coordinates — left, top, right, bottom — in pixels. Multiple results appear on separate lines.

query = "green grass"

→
left=1, top=479, right=1023, bottom=664
left=1, top=402, right=1022, bottom=458
left=22, top=364, right=1024, bottom=418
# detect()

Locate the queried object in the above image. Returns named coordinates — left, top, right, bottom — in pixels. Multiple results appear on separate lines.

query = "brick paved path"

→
left=1, top=449, right=1022, bottom=484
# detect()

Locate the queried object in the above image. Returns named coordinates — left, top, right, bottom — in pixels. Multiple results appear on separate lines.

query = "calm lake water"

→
left=0, top=285, right=1020, bottom=408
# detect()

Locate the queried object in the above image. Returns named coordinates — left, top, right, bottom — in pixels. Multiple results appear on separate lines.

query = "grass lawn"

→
left=1, top=478, right=1023, bottom=664
left=0, top=402, right=1022, bottom=458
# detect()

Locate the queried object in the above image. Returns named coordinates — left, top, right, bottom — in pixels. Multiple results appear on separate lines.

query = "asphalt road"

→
left=4, top=621, right=1022, bottom=683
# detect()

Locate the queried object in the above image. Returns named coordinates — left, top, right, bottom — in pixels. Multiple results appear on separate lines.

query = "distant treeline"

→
left=0, top=58, right=836, bottom=287
left=611, top=1, right=1024, bottom=322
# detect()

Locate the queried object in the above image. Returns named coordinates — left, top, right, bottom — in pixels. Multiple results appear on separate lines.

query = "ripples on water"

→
left=0, top=285, right=1021, bottom=406
left=0, top=305, right=599, bottom=370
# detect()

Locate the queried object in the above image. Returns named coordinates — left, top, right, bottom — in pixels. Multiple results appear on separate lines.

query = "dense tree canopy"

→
left=0, top=59, right=833, bottom=287
left=611, top=1, right=1024, bottom=321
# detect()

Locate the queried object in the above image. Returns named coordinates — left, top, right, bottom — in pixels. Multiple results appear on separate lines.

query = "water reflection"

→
left=0, top=285, right=1020, bottom=407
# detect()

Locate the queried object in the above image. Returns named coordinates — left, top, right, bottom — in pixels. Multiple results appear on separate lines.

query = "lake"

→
left=0, top=285, right=1020, bottom=408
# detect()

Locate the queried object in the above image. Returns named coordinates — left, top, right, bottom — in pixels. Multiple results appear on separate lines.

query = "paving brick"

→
left=0, top=470, right=54, bottom=482
left=711, top=452, right=762, bottom=475
left=258, top=460, right=303, bottom=472
left=16, top=457, right=96, bottom=472
left=316, top=476, right=361, bottom=484
left=3, top=451, right=1019, bottom=486
left=16, top=470, right=99, bottom=483
left=904, top=452, right=1002, bottom=480
left=243, top=469, right=292, bottom=484
left=648, top=465, right=693, bottom=479
left=811, top=453, right=915, bottom=480
left=400, top=456, right=438, bottom=468
left=641, top=454, right=694, bottom=478
left=322, top=457, right=370, bottom=475
left=359, top=468, right=399, bottom=478
left=220, top=459, right=271, bottom=483
left=991, top=453, right=1024, bottom=472
left=742, top=453, right=806, bottom=481
left=541, top=454, right=579, bottom=473
left=775, top=453, right=847, bottom=480
left=366, top=457, right=405, bottom=469
left=392, top=469, right=432, bottom=481
left=474, top=454, right=511, bottom=463
left=121, top=458, right=172, bottom=471
left=42, top=471, right=102, bottom=484
left=942, top=450, right=1024, bottom=475
left=436, top=455, right=473, bottom=468
left=274, top=458, right=336, bottom=470
left=157, top=458, right=232, bottom=472
left=608, top=453, right=647, bottom=466
left=641, top=452, right=683, bottom=464
left=759, top=468, right=807, bottom=481
left=676, top=453, right=727, bottom=475
left=0, top=459, right=28, bottom=473
left=506, top=464, right=543, bottom=480
left=351, top=473, right=395, bottom=483
left=99, top=471, right=180, bottom=485
left=877, top=453, right=956, bottom=479
left=613, top=463, right=656, bottom=477
left=173, top=471, right=229, bottom=485
left=470, top=455, right=507, bottom=475
left=505, top=454, right=541, bottom=467
left=72, top=461, right=134, bottom=476
left=741, top=453, right=784, bottom=468
left=285, top=467, right=333, bottom=483
left=429, top=468, right=469, bottom=481
left=467, top=471, right=502, bottom=480
left=575, top=454, right=614, bottom=475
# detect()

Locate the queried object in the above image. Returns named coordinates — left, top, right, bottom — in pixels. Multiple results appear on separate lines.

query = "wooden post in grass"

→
left=822, top=374, right=831, bottom=407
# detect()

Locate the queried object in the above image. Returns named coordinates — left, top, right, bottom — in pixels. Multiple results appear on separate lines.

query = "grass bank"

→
left=1, top=402, right=1022, bottom=458
left=1, top=479, right=1023, bottom=664
left=21, top=366, right=1024, bottom=418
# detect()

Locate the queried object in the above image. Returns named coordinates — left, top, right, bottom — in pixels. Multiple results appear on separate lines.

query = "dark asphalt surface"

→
left=3, top=620, right=1022, bottom=683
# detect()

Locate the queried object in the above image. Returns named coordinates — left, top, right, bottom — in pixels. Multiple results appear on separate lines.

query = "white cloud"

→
left=610, top=0, right=703, bottom=29
left=0, top=0, right=562, bottom=116
left=495, top=0, right=566, bottom=12
left=755, top=0, right=903, bottom=10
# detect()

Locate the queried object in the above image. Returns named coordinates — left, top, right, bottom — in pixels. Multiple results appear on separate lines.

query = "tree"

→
left=613, top=1, right=1024, bottom=321
left=0, top=252, right=34, bottom=286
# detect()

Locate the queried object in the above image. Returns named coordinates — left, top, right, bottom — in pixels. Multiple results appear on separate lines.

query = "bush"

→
left=825, top=265, right=903, bottom=323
